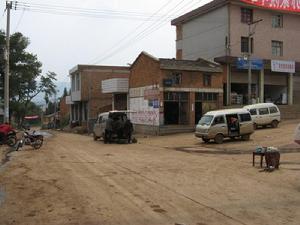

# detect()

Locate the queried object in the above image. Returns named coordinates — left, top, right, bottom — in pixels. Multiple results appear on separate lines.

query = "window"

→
left=203, top=73, right=212, bottom=86
left=241, top=37, right=253, bottom=53
left=75, top=74, right=80, bottom=91
left=241, top=8, right=253, bottom=24
left=214, top=116, right=225, bottom=124
left=71, top=75, right=75, bottom=91
left=269, top=107, right=278, bottom=114
left=249, top=109, right=257, bottom=115
left=240, top=113, right=252, bottom=122
left=272, top=15, right=283, bottom=28
left=272, top=41, right=283, bottom=56
left=195, top=93, right=218, bottom=102
left=258, top=108, right=269, bottom=115
left=173, top=72, right=182, bottom=85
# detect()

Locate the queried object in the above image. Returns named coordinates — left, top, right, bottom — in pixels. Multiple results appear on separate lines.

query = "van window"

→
left=269, top=106, right=278, bottom=114
left=240, top=113, right=252, bottom=122
left=214, top=116, right=225, bottom=124
left=249, top=109, right=257, bottom=115
left=98, top=116, right=103, bottom=123
left=258, top=108, right=269, bottom=115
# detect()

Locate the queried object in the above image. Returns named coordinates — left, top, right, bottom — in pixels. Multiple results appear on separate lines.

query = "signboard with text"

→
left=271, top=60, right=295, bottom=73
left=237, top=58, right=264, bottom=70
left=241, top=0, right=300, bottom=13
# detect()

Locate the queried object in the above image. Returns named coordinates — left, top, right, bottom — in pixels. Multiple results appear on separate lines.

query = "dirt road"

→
left=0, top=120, right=300, bottom=225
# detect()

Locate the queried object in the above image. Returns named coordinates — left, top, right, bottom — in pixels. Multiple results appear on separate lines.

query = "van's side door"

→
left=257, top=107, right=270, bottom=125
left=239, top=113, right=254, bottom=134
left=99, top=115, right=108, bottom=137
left=210, top=115, right=228, bottom=137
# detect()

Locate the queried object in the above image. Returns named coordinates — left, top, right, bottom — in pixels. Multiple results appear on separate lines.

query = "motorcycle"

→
left=16, top=129, right=44, bottom=151
left=0, top=125, right=17, bottom=147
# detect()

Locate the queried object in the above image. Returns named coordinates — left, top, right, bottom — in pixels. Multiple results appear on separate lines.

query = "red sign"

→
left=241, top=0, right=300, bottom=12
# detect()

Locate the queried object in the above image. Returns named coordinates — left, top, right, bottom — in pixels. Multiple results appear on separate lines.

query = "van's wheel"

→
left=253, top=123, right=257, bottom=130
left=202, top=138, right=210, bottom=143
left=271, top=120, right=279, bottom=128
left=214, top=134, right=224, bottom=144
left=241, top=134, right=250, bottom=141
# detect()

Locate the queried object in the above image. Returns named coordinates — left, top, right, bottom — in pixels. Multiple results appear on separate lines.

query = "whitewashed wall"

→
left=129, top=86, right=160, bottom=126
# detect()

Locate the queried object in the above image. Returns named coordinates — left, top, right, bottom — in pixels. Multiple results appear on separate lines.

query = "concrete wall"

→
left=230, top=4, right=300, bottom=61
left=178, top=5, right=228, bottom=61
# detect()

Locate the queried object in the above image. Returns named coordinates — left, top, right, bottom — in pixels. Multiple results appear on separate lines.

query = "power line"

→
left=91, top=0, right=202, bottom=65
left=12, top=8, right=25, bottom=33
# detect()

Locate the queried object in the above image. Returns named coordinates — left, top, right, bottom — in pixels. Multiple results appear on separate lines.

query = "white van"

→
left=195, top=109, right=254, bottom=144
left=243, top=103, right=280, bottom=129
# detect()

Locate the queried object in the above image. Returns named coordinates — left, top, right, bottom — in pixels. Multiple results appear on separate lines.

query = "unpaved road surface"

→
left=0, top=120, right=300, bottom=225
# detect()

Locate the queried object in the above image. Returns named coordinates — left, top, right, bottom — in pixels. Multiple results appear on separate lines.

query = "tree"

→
left=63, top=87, right=68, bottom=97
left=0, top=31, right=57, bottom=124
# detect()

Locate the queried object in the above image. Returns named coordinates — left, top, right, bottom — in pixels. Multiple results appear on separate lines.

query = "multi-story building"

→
left=68, top=65, right=130, bottom=131
left=172, top=0, right=300, bottom=106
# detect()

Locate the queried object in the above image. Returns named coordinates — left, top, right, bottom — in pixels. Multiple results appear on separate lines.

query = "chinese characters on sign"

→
left=241, top=0, right=300, bottom=12
left=271, top=60, right=295, bottom=73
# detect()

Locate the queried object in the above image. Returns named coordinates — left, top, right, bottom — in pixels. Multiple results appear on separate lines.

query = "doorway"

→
left=164, top=92, right=189, bottom=125
left=164, top=102, right=179, bottom=124
left=195, top=102, right=202, bottom=124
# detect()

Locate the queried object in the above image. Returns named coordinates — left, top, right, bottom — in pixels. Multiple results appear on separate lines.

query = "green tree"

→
left=0, top=31, right=57, bottom=124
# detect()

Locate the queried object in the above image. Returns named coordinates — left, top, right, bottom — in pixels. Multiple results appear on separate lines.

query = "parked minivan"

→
left=243, top=103, right=280, bottom=129
left=195, top=109, right=254, bottom=144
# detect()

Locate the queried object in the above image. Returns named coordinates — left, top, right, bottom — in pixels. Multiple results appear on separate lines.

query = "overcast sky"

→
left=0, top=0, right=211, bottom=83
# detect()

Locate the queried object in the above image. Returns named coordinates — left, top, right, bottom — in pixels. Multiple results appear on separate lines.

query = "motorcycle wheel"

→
left=33, top=137, right=43, bottom=149
left=7, top=136, right=17, bottom=147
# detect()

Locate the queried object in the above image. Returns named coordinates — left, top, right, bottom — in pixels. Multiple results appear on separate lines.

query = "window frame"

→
left=269, top=106, right=278, bottom=114
left=241, top=8, right=253, bottom=24
left=272, top=14, right=283, bottom=28
left=203, top=73, right=212, bottom=87
left=249, top=109, right=257, bottom=115
left=241, top=36, right=253, bottom=53
left=240, top=113, right=252, bottom=122
left=213, top=115, right=225, bottom=125
left=272, top=40, right=283, bottom=56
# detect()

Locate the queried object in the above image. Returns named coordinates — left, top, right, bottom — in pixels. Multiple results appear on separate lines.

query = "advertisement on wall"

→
left=271, top=60, right=295, bottom=73
left=241, top=0, right=300, bottom=12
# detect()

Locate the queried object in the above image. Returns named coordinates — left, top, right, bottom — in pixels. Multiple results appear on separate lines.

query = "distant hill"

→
left=33, top=81, right=71, bottom=105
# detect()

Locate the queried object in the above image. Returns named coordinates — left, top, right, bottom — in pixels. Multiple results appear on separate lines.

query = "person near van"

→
left=105, top=116, right=113, bottom=143
left=124, top=119, right=133, bottom=143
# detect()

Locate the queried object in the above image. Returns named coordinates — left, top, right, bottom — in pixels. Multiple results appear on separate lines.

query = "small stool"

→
left=253, top=152, right=265, bottom=168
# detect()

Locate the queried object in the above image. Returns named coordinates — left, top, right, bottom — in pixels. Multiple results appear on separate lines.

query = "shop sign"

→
left=237, top=58, right=264, bottom=70
left=271, top=60, right=295, bottom=73
left=241, top=0, right=300, bottom=13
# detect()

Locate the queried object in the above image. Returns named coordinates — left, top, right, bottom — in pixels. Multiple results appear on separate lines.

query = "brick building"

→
left=68, top=65, right=130, bottom=131
left=129, top=52, right=223, bottom=134
left=172, top=0, right=300, bottom=106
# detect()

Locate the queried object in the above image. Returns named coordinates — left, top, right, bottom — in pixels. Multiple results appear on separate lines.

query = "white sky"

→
left=0, top=0, right=211, bottom=82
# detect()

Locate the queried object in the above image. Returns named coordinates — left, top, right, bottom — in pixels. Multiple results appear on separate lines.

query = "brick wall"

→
left=59, top=96, right=70, bottom=119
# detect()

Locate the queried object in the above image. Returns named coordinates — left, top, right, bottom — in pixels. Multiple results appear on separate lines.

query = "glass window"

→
left=71, top=75, right=75, bottom=91
left=272, top=15, right=283, bottom=28
left=259, top=108, right=269, bottom=115
left=272, top=40, right=283, bottom=56
left=214, top=116, right=225, bottom=124
left=203, top=74, right=212, bottom=86
left=241, top=36, right=253, bottom=53
left=269, top=106, right=278, bottom=114
left=240, top=113, right=252, bottom=122
left=241, top=8, right=253, bottom=24
left=198, top=115, right=213, bottom=125
left=249, top=109, right=257, bottom=115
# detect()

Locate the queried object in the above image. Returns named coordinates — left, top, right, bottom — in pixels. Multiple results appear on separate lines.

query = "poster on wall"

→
left=271, top=60, right=295, bottom=73
left=241, top=0, right=300, bottom=12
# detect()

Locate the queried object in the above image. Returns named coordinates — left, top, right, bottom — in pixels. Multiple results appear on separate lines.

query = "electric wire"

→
left=91, top=0, right=203, bottom=65
left=12, top=7, right=25, bottom=33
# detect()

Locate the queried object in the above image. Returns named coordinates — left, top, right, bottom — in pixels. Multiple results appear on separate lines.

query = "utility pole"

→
left=4, top=1, right=12, bottom=123
left=247, top=19, right=263, bottom=105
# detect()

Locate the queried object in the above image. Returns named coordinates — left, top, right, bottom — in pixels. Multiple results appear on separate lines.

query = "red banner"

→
left=241, top=0, right=300, bottom=12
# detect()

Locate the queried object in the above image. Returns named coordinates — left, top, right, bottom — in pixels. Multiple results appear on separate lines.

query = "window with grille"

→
left=241, top=36, right=253, bottom=53
left=272, top=15, right=283, bottom=28
left=241, top=8, right=253, bottom=24
left=203, top=73, right=212, bottom=87
left=272, top=41, right=283, bottom=56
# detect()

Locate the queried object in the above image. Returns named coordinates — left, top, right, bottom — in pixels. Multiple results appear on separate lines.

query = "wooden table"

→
left=252, top=151, right=265, bottom=168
